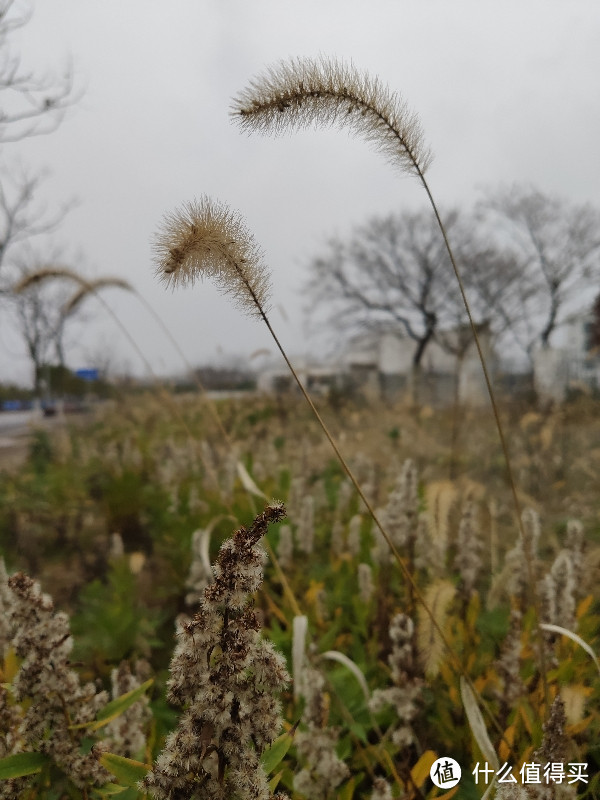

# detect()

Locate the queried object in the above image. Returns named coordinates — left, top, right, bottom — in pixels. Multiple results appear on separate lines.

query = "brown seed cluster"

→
left=153, top=196, right=272, bottom=319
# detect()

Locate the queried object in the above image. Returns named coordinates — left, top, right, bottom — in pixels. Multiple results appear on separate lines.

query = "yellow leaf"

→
left=99, top=753, right=151, bottom=786
left=577, top=594, right=594, bottom=618
left=2, top=648, right=19, bottom=683
left=262, top=591, right=288, bottom=627
left=498, top=724, right=516, bottom=763
left=519, top=705, right=533, bottom=736
left=566, top=714, right=595, bottom=736
left=466, top=592, right=481, bottom=632
left=410, top=750, right=437, bottom=788
left=269, top=770, right=284, bottom=792
left=305, top=580, right=325, bottom=608
left=337, top=777, right=355, bottom=800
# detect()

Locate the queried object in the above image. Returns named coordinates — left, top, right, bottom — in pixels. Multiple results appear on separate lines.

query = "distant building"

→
left=256, top=357, right=344, bottom=397
left=257, top=324, right=498, bottom=407
left=341, top=325, right=496, bottom=406
left=533, top=307, right=600, bottom=402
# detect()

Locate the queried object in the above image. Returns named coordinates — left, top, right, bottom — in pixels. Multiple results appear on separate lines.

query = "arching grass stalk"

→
left=230, top=55, right=549, bottom=713
left=14, top=266, right=234, bottom=445
left=152, top=195, right=513, bottom=753
left=17, top=266, right=304, bottom=616
left=13, top=267, right=153, bottom=378
left=13, top=266, right=229, bottom=499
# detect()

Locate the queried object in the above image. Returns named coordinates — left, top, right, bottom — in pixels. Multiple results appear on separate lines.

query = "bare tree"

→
left=0, top=0, right=76, bottom=291
left=11, top=265, right=76, bottom=391
left=589, top=291, right=600, bottom=354
left=305, top=207, right=486, bottom=376
left=477, top=185, right=600, bottom=355
left=0, top=166, right=72, bottom=287
left=0, top=0, right=74, bottom=144
left=12, top=265, right=133, bottom=385
left=449, top=223, right=540, bottom=362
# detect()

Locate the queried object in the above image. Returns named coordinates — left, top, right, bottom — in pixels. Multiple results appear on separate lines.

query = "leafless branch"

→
left=0, top=0, right=78, bottom=143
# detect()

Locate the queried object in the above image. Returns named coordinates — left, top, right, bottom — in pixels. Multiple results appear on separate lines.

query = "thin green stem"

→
left=252, top=298, right=514, bottom=754
left=416, top=167, right=550, bottom=714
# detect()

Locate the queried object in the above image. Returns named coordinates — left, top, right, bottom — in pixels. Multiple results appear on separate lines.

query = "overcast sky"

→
left=2, top=1, right=600, bottom=385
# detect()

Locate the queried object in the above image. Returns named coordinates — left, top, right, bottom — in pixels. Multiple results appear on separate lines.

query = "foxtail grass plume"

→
left=231, top=56, right=432, bottom=178
left=63, top=277, right=133, bottom=315
left=12, top=267, right=133, bottom=311
left=154, top=196, right=271, bottom=318
left=13, top=265, right=81, bottom=292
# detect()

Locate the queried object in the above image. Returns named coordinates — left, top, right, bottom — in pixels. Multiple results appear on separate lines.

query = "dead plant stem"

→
left=417, top=170, right=550, bottom=714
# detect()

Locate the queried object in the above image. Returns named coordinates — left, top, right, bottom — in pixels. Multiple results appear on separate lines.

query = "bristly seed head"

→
left=230, top=55, right=433, bottom=178
left=153, top=196, right=272, bottom=318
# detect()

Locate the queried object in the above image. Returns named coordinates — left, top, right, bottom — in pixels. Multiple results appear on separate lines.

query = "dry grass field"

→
left=1, top=389, right=599, bottom=798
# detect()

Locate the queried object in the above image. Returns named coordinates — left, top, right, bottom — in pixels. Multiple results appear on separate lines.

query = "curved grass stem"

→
left=231, top=54, right=549, bottom=719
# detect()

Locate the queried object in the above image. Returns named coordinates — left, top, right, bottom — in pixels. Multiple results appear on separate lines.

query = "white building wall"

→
left=378, top=333, right=413, bottom=374
left=533, top=347, right=568, bottom=403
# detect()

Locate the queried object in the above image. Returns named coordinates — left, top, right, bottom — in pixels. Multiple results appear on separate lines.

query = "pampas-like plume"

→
left=62, top=277, right=133, bottom=315
left=417, top=579, right=456, bottom=677
left=231, top=56, right=432, bottom=178
left=13, top=266, right=81, bottom=292
left=154, top=196, right=271, bottom=318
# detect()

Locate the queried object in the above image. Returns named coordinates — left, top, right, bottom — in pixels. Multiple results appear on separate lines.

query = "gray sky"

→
left=3, top=1, right=600, bottom=385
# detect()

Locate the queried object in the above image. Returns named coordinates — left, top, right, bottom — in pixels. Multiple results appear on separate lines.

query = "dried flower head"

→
left=371, top=777, right=394, bottom=800
left=3, top=572, right=111, bottom=790
left=369, top=613, right=423, bottom=749
left=231, top=56, right=432, bottom=178
left=141, top=504, right=289, bottom=800
left=154, top=196, right=271, bottom=318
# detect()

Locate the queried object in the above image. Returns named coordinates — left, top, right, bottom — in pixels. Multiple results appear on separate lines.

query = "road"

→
left=0, top=409, right=43, bottom=434
left=0, top=409, right=46, bottom=471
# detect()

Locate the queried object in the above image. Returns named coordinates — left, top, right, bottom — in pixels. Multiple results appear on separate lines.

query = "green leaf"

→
left=0, top=751, right=50, bottom=779
left=95, top=679, right=154, bottom=728
left=260, top=723, right=298, bottom=775
left=93, top=787, right=141, bottom=800
left=268, top=770, right=284, bottom=792
left=347, top=721, right=368, bottom=744
left=72, top=679, right=154, bottom=732
left=540, top=623, right=600, bottom=678
left=99, top=753, right=151, bottom=786
left=93, top=784, right=140, bottom=797
left=321, top=650, right=370, bottom=704
left=338, top=777, right=356, bottom=800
